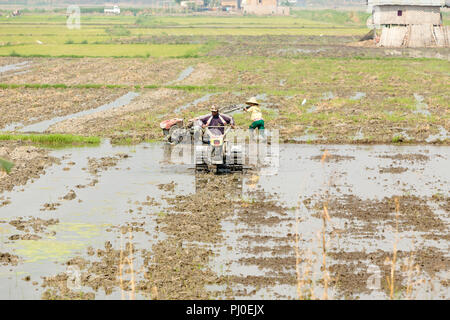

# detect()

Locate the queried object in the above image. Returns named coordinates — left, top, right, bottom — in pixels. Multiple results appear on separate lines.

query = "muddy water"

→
left=0, top=141, right=191, bottom=299
left=426, top=126, right=449, bottom=143
left=16, top=92, right=139, bottom=133
left=167, top=66, right=194, bottom=85
left=0, top=142, right=448, bottom=299
left=176, top=66, right=194, bottom=81
left=413, top=93, right=430, bottom=116
left=0, top=61, right=30, bottom=74
left=350, top=92, right=366, bottom=100
left=209, top=144, right=449, bottom=299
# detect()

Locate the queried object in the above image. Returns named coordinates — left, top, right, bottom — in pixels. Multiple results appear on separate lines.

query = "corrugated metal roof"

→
left=368, top=0, right=445, bottom=6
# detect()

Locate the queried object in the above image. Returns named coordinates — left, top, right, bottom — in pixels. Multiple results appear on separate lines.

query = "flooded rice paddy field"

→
left=0, top=39, right=448, bottom=299
left=0, top=141, right=448, bottom=299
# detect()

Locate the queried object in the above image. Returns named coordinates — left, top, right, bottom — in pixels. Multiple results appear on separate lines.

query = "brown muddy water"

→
left=0, top=141, right=448, bottom=299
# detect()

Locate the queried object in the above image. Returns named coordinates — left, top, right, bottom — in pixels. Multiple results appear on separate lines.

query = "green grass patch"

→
left=392, top=135, right=404, bottom=143
left=0, top=157, right=14, bottom=173
left=291, top=9, right=370, bottom=27
left=105, top=25, right=131, bottom=37
left=111, top=136, right=134, bottom=145
left=0, top=134, right=100, bottom=148
left=381, top=97, right=416, bottom=111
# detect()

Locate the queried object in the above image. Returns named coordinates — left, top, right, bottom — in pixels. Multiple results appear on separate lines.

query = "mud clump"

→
left=379, top=166, right=408, bottom=174
left=42, top=287, right=95, bottom=300
left=0, top=141, right=58, bottom=194
left=238, top=257, right=297, bottom=273
left=139, top=241, right=222, bottom=299
left=157, top=181, right=177, bottom=192
left=42, top=241, right=133, bottom=299
left=0, top=252, right=19, bottom=266
left=8, top=217, right=58, bottom=241
left=87, top=153, right=129, bottom=176
left=311, top=154, right=356, bottom=163
left=141, top=195, right=160, bottom=206
left=1, top=198, right=11, bottom=207
left=62, top=190, right=77, bottom=201
left=162, top=174, right=242, bottom=243
left=109, top=222, right=146, bottom=234
left=40, top=202, right=61, bottom=211
left=9, top=234, right=41, bottom=240
left=326, top=195, right=446, bottom=235
left=9, top=217, right=59, bottom=234
left=377, top=153, right=430, bottom=162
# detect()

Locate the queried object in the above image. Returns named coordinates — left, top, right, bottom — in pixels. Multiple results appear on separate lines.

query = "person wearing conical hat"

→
left=244, top=97, right=264, bottom=137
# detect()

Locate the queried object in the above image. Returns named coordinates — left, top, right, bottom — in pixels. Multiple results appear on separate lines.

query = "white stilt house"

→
left=104, top=5, right=120, bottom=14
left=367, top=0, right=450, bottom=47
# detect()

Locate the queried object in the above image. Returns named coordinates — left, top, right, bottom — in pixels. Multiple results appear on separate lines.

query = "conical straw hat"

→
left=246, top=97, right=259, bottom=105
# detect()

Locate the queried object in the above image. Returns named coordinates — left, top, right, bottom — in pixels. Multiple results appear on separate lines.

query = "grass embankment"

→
left=0, top=134, right=100, bottom=147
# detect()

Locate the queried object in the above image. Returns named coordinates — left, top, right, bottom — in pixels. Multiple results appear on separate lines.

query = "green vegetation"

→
left=0, top=10, right=369, bottom=58
left=0, top=83, right=130, bottom=89
left=291, top=9, right=370, bottom=26
left=0, top=134, right=100, bottom=147
left=105, top=25, right=131, bottom=37
left=0, top=157, right=14, bottom=173
left=392, top=135, right=404, bottom=143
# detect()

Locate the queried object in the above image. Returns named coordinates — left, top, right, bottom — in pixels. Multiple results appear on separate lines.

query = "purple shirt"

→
left=198, top=113, right=234, bottom=134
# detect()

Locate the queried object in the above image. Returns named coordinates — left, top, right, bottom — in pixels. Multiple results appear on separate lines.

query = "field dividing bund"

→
left=0, top=44, right=205, bottom=58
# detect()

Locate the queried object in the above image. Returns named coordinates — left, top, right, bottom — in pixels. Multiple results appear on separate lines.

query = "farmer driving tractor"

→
left=198, top=105, right=235, bottom=135
left=161, top=98, right=268, bottom=144
left=244, top=97, right=265, bottom=137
